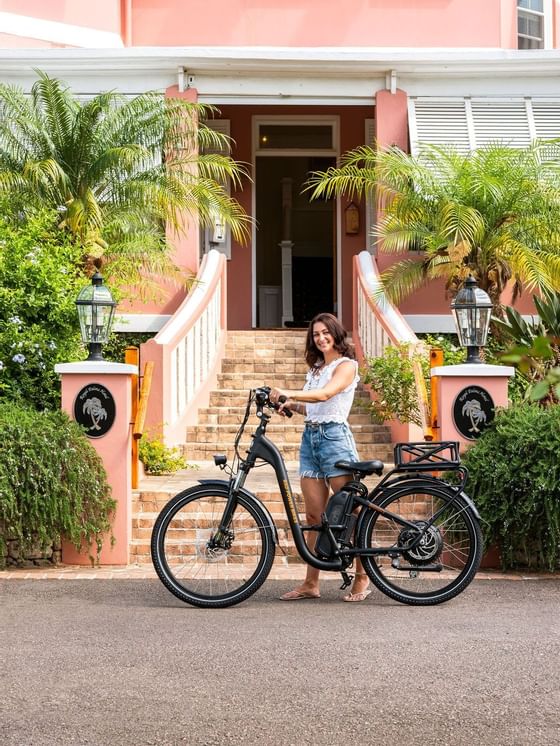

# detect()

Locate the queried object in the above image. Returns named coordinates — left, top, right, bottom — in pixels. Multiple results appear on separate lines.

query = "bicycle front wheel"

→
left=151, top=485, right=275, bottom=608
left=358, top=482, right=482, bottom=605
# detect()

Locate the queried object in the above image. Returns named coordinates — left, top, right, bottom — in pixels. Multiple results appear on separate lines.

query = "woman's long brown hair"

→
left=304, top=312, right=355, bottom=369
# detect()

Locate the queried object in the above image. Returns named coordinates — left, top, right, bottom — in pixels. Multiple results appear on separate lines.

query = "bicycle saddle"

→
left=335, top=459, right=384, bottom=477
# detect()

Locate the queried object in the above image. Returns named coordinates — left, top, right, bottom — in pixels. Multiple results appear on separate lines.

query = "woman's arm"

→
left=272, top=360, right=356, bottom=406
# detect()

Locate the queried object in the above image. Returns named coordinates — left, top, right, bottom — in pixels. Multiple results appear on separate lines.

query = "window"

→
left=254, top=118, right=338, bottom=156
left=517, top=0, right=551, bottom=49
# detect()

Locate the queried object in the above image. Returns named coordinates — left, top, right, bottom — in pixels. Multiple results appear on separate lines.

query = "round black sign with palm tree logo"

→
left=74, top=383, right=116, bottom=438
left=452, top=385, right=495, bottom=440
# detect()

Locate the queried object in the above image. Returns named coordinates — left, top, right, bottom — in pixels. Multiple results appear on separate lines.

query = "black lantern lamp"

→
left=451, top=275, right=493, bottom=364
left=76, top=272, right=117, bottom=361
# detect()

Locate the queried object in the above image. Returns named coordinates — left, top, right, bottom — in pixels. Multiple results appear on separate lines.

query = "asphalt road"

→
left=1, top=578, right=559, bottom=746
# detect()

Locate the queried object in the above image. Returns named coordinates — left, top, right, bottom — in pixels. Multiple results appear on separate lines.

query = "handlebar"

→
left=254, top=386, right=293, bottom=418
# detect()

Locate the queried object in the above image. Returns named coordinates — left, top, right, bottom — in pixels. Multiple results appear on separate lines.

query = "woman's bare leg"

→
left=329, top=475, right=369, bottom=597
left=279, top=476, right=328, bottom=598
left=298, top=476, right=330, bottom=591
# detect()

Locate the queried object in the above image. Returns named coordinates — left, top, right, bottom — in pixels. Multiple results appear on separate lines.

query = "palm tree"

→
left=0, top=71, right=250, bottom=292
left=307, top=142, right=560, bottom=313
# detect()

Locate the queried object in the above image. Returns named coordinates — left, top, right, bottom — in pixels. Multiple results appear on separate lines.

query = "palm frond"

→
left=378, top=258, right=432, bottom=305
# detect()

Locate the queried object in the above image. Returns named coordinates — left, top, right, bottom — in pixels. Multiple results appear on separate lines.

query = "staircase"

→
left=131, top=330, right=393, bottom=564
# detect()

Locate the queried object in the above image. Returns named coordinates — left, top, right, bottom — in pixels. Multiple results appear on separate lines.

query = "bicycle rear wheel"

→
left=358, top=482, right=482, bottom=605
left=151, top=485, right=275, bottom=608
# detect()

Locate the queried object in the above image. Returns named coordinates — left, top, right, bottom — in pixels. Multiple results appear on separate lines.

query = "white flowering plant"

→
left=0, top=208, right=84, bottom=408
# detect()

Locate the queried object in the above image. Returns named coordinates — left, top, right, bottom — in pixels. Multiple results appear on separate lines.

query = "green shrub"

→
left=363, top=337, right=467, bottom=426
left=139, top=435, right=191, bottom=475
left=0, top=208, right=84, bottom=408
left=0, top=402, right=115, bottom=566
left=462, top=404, right=560, bottom=571
left=363, top=344, right=425, bottom=426
left=419, top=333, right=466, bottom=367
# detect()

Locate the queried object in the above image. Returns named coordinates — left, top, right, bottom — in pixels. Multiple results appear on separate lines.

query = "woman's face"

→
left=312, top=321, right=335, bottom=356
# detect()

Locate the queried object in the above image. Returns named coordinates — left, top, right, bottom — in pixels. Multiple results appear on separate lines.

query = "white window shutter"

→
left=408, top=98, right=471, bottom=155
left=408, top=96, right=560, bottom=153
left=203, top=119, right=231, bottom=260
left=364, top=118, right=376, bottom=254
left=470, top=99, right=532, bottom=148
left=532, top=100, right=560, bottom=140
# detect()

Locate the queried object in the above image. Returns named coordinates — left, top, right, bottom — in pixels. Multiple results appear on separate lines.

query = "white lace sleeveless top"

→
left=304, top=357, right=359, bottom=424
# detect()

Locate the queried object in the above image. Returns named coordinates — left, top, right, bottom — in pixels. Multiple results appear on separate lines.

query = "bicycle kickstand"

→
left=339, top=571, right=353, bottom=590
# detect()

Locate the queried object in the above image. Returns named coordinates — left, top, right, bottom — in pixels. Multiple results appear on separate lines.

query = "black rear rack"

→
left=394, top=441, right=461, bottom=471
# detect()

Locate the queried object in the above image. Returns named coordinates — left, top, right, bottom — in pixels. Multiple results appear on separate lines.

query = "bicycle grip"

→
left=278, top=395, right=293, bottom=418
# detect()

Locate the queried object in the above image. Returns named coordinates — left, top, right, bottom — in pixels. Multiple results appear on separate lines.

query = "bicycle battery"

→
left=314, top=488, right=355, bottom=558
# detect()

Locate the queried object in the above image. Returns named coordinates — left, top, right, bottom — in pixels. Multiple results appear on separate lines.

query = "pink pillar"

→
left=374, top=89, right=409, bottom=150
left=164, top=84, right=201, bottom=274
left=431, top=364, right=515, bottom=452
left=55, top=361, right=137, bottom=565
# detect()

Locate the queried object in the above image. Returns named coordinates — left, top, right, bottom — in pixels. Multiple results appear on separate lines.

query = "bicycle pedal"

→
left=339, top=571, right=353, bottom=590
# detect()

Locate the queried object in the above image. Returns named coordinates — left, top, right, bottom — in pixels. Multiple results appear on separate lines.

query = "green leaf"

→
left=529, top=380, right=551, bottom=400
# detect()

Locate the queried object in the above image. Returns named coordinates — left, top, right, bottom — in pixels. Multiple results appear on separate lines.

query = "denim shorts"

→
left=299, top=421, right=359, bottom=480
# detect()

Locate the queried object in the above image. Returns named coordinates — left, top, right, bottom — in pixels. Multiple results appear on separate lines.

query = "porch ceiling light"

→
left=451, top=275, right=492, bottom=364
left=76, top=272, right=117, bottom=361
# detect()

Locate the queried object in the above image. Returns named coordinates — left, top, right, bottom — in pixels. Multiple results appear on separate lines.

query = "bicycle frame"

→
left=211, top=397, right=479, bottom=574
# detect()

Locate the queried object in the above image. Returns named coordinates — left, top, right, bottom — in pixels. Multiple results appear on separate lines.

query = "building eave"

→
left=1, top=46, right=560, bottom=78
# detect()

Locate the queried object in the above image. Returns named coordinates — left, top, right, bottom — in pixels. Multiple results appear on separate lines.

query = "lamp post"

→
left=76, top=272, right=116, bottom=361
left=451, top=275, right=493, bottom=364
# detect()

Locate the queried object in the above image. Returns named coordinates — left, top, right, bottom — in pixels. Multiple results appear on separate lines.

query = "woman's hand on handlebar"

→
left=270, top=387, right=293, bottom=417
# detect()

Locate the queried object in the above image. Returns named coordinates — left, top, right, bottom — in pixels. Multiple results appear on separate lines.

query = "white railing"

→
left=353, top=250, right=431, bottom=440
left=141, top=249, right=227, bottom=445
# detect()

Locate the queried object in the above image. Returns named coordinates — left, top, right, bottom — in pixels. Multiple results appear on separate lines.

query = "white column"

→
left=280, top=177, right=294, bottom=326
left=280, top=240, right=294, bottom=326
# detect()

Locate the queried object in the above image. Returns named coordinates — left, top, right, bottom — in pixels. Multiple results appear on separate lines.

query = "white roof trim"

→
left=0, top=12, right=124, bottom=49
left=1, top=47, right=560, bottom=77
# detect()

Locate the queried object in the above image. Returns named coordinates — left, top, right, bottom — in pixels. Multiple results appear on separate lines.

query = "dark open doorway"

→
left=255, top=156, right=335, bottom=328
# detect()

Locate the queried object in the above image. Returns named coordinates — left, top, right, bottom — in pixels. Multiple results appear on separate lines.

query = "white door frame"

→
left=251, top=115, right=340, bottom=328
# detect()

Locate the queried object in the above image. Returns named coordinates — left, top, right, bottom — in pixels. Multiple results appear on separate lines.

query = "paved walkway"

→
left=2, top=565, right=559, bottom=580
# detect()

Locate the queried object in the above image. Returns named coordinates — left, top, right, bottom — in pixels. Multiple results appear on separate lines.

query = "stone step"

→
left=225, top=342, right=306, bottom=352
left=221, top=358, right=309, bottom=374
left=181, top=442, right=394, bottom=462
left=216, top=373, right=307, bottom=389
left=208, top=388, right=373, bottom=407
left=130, top=468, right=388, bottom=564
left=186, top=422, right=392, bottom=442
left=224, top=341, right=306, bottom=352
left=197, top=407, right=375, bottom=426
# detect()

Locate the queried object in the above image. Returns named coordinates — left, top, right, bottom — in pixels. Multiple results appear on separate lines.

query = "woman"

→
left=270, top=312, right=371, bottom=603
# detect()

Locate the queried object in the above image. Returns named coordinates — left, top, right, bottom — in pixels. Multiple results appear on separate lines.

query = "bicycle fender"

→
left=377, top=477, right=481, bottom=520
left=356, top=482, right=481, bottom=537
left=458, top=491, right=481, bottom=521
left=197, top=479, right=279, bottom=544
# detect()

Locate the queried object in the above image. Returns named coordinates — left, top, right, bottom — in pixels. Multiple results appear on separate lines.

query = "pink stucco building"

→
left=1, top=1, right=559, bottom=333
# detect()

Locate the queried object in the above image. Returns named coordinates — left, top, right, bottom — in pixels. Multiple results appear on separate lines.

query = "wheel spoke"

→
left=360, top=484, right=482, bottom=604
left=151, top=488, right=275, bottom=608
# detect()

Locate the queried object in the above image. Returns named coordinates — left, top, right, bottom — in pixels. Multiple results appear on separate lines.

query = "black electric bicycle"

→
left=151, top=387, right=483, bottom=608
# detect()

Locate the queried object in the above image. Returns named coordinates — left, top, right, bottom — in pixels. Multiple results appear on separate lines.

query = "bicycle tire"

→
left=358, top=481, right=482, bottom=605
left=151, top=484, right=275, bottom=608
